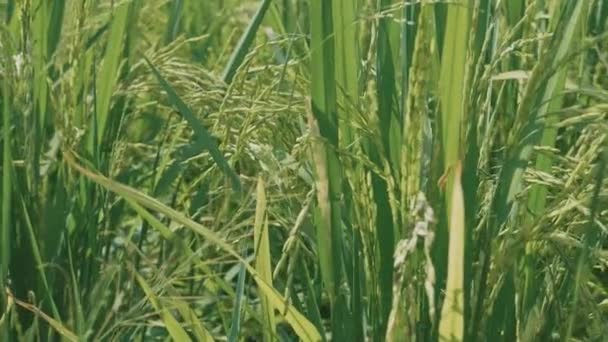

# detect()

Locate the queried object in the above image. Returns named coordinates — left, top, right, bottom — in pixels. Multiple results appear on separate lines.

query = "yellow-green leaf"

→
left=439, top=161, right=465, bottom=341
left=254, top=177, right=277, bottom=341
left=134, top=273, right=193, bottom=342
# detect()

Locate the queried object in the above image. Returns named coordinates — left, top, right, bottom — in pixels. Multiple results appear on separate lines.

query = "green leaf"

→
left=438, top=0, right=470, bottom=210
left=1, top=56, right=12, bottom=333
left=228, top=263, right=246, bottom=342
left=439, top=162, right=465, bottom=341
left=174, top=300, right=215, bottom=342
left=93, top=2, right=129, bottom=147
left=144, top=57, right=242, bottom=192
left=253, top=178, right=277, bottom=341
left=309, top=0, right=343, bottom=311
left=222, top=0, right=273, bottom=84
left=134, top=273, right=193, bottom=342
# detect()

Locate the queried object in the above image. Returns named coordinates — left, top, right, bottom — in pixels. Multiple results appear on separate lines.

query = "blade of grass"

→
left=368, top=0, right=402, bottom=327
left=8, top=292, right=77, bottom=342
left=165, top=0, right=184, bottom=44
left=47, top=0, right=65, bottom=59
left=253, top=177, right=277, bottom=341
left=438, top=161, right=465, bottom=341
left=298, top=258, right=325, bottom=340
left=1, top=56, right=12, bottom=342
left=332, top=0, right=359, bottom=144
left=438, top=0, right=470, bottom=211
left=228, top=263, right=246, bottom=342
left=307, top=115, right=332, bottom=296
left=436, top=3, right=470, bottom=340
left=377, top=0, right=402, bottom=173
left=331, top=7, right=364, bottom=336
left=66, top=241, right=85, bottom=338
left=462, top=1, right=487, bottom=339
left=503, top=0, right=525, bottom=36
left=309, top=0, right=343, bottom=311
left=174, top=300, right=215, bottom=342
left=91, top=2, right=129, bottom=149
left=14, top=149, right=62, bottom=327
left=134, top=273, right=192, bottom=342
left=222, top=0, right=272, bottom=84
left=32, top=0, right=50, bottom=183
left=144, top=57, right=242, bottom=192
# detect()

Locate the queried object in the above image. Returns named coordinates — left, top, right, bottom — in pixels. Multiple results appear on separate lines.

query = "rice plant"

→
left=1, top=0, right=607, bottom=341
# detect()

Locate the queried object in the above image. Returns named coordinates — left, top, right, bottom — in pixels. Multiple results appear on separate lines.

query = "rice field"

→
left=0, top=0, right=607, bottom=341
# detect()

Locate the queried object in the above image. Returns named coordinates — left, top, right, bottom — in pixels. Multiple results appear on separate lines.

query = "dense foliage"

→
left=1, top=0, right=607, bottom=341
